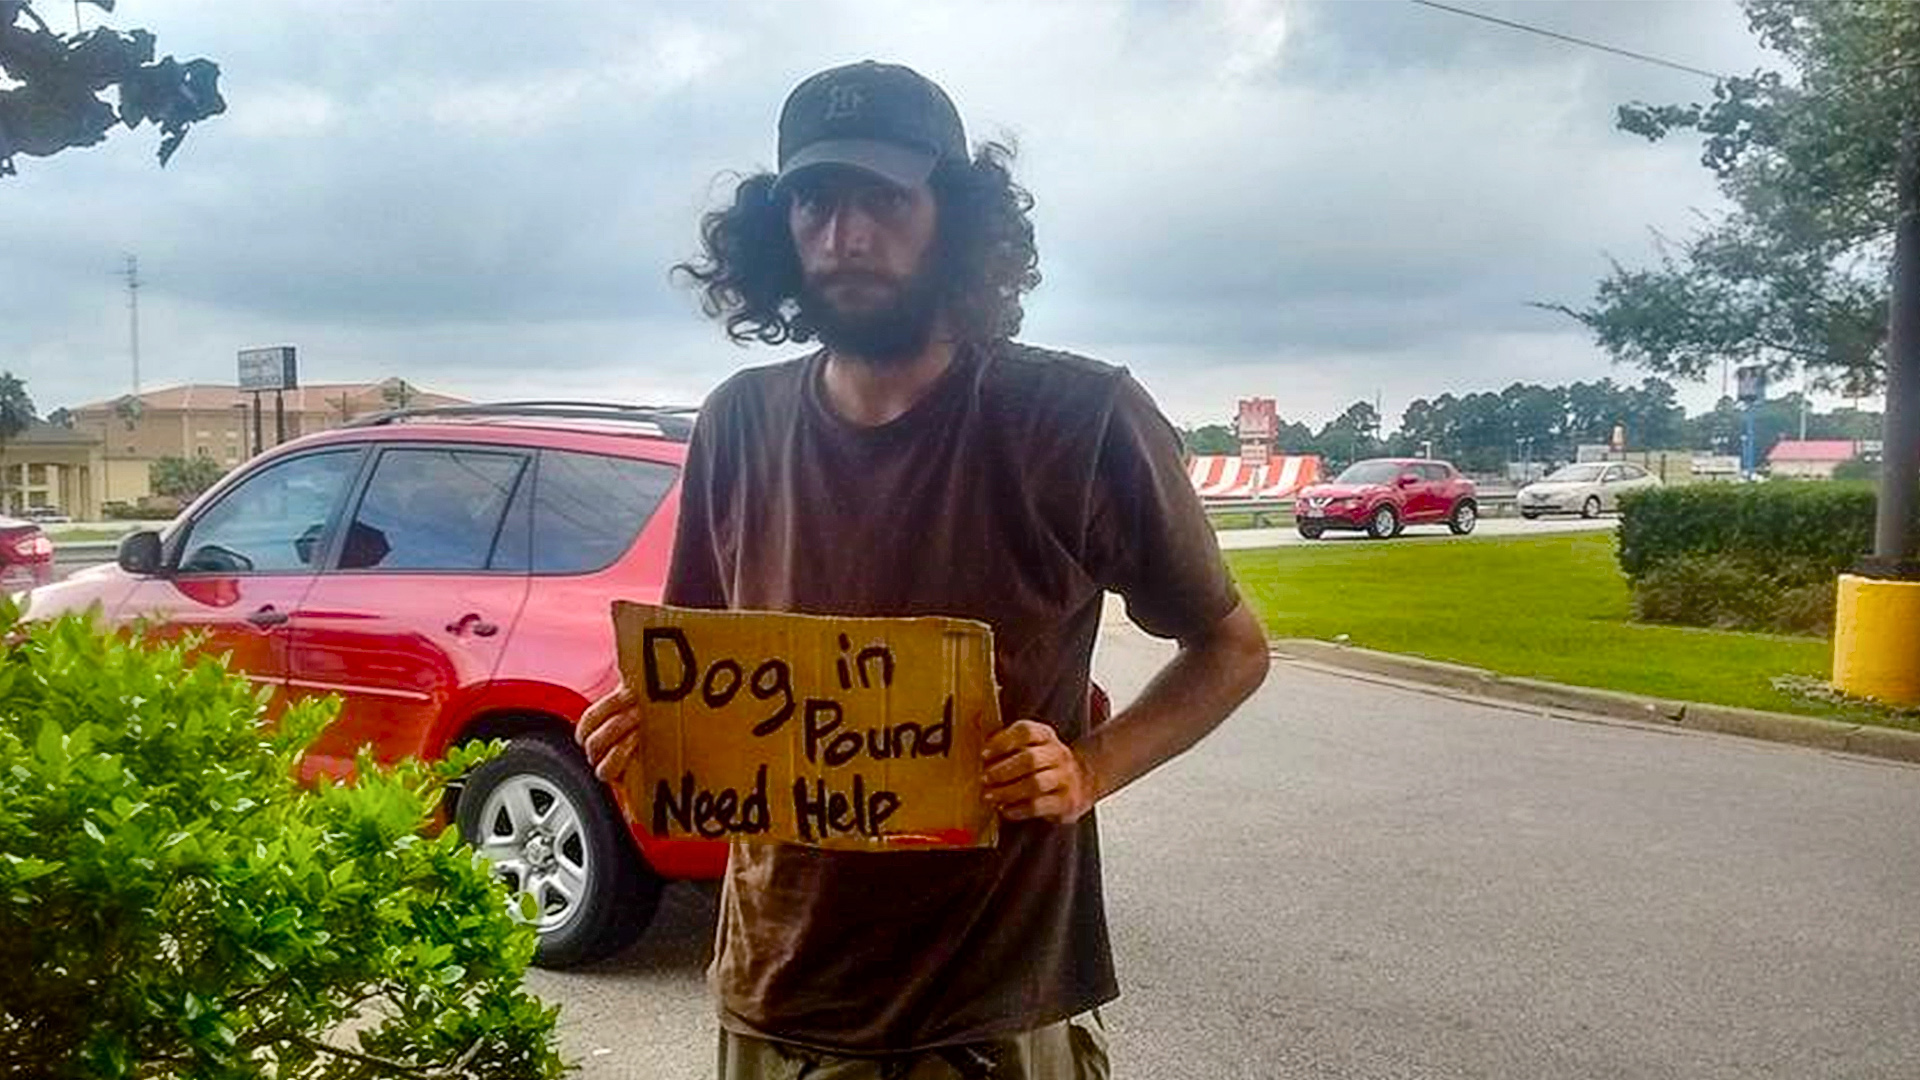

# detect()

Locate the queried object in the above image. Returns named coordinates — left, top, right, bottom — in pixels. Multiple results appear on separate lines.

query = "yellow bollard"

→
left=1833, top=574, right=1920, bottom=707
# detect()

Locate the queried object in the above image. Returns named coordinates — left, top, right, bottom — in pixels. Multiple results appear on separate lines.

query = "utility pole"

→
left=123, top=254, right=141, bottom=393
left=1870, top=124, right=1920, bottom=571
left=1799, top=367, right=1810, bottom=442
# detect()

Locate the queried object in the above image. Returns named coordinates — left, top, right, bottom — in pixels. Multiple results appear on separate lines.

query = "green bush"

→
left=1617, top=483, right=1878, bottom=580
left=1616, top=483, right=1889, bottom=635
left=1630, top=553, right=1839, bottom=636
left=1831, top=457, right=1878, bottom=483
left=0, top=610, right=566, bottom=1079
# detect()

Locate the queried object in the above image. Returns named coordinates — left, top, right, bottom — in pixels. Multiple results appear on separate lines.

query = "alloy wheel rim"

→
left=473, top=775, right=590, bottom=933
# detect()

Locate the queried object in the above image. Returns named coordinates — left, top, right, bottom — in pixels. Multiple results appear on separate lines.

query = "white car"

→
left=1518, top=462, right=1662, bottom=519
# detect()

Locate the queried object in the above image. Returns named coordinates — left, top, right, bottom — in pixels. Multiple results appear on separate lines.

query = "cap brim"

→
left=775, top=138, right=938, bottom=193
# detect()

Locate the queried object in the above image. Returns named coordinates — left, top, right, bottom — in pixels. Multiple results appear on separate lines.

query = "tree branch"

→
left=294, top=1033, right=433, bottom=1078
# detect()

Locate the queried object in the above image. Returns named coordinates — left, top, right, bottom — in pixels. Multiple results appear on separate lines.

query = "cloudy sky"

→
left=4, top=0, right=1791, bottom=430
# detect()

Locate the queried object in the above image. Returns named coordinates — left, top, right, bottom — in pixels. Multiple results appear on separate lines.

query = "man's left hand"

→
left=982, top=720, right=1098, bottom=824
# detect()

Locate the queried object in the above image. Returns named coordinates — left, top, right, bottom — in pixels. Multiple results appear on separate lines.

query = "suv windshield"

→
left=1334, top=461, right=1405, bottom=486
left=1546, top=464, right=1606, bottom=483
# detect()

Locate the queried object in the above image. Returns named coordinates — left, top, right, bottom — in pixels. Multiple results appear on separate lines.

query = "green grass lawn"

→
left=1226, top=531, right=1854, bottom=721
left=1207, top=512, right=1260, bottom=530
left=47, top=527, right=142, bottom=543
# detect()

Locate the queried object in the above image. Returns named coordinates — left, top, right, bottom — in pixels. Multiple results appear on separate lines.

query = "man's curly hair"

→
left=673, top=142, right=1040, bottom=347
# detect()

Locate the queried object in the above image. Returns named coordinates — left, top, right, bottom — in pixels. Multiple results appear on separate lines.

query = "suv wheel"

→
left=456, top=733, right=660, bottom=968
left=1297, top=522, right=1325, bottom=540
left=1448, top=500, right=1478, bottom=536
left=1367, top=505, right=1400, bottom=540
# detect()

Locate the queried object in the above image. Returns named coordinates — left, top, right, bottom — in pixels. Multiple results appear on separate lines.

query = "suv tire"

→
left=1367, top=505, right=1400, bottom=540
left=1297, top=522, right=1325, bottom=540
left=456, top=733, right=660, bottom=968
left=1448, top=500, right=1478, bottom=536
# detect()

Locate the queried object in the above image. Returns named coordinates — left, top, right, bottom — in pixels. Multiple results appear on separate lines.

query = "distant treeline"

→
left=1182, top=378, right=1881, bottom=473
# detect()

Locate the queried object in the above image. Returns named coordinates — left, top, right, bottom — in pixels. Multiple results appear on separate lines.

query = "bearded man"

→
left=580, top=60, right=1270, bottom=1080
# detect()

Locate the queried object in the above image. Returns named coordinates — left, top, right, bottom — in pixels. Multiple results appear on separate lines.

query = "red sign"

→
left=1237, top=398, right=1276, bottom=441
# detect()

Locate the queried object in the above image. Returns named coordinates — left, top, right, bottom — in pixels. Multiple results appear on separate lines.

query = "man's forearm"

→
left=1074, top=602, right=1271, bottom=803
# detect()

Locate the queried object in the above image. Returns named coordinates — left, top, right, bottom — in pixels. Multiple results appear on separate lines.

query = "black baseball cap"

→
left=775, top=61, right=967, bottom=193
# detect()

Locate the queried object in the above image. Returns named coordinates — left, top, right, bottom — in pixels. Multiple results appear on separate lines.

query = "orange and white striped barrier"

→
left=1187, top=455, right=1322, bottom=500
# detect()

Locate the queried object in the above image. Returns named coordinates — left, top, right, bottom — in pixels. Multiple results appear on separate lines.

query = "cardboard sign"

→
left=611, top=602, right=1002, bottom=851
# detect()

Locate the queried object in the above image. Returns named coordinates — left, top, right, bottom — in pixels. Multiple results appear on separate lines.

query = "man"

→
left=578, top=60, right=1270, bottom=1079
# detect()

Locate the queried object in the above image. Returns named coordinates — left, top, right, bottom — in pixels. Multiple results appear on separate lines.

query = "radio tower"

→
left=123, top=254, right=142, bottom=393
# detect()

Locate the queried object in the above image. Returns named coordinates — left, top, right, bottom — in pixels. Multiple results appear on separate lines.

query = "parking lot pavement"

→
left=527, top=618, right=1920, bottom=1079
left=1215, top=514, right=1615, bottom=550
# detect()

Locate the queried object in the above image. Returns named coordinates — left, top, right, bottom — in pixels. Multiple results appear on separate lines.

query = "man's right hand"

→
left=577, top=683, right=644, bottom=785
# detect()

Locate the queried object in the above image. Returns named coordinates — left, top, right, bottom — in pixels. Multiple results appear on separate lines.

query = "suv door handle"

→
left=445, top=613, right=500, bottom=638
left=247, top=605, right=289, bottom=628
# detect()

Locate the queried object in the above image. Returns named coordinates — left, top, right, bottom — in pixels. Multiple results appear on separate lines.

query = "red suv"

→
left=21, top=402, right=724, bottom=967
left=1293, top=458, right=1478, bottom=540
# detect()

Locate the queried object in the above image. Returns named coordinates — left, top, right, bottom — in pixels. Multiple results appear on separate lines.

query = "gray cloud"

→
left=3, top=0, right=1783, bottom=428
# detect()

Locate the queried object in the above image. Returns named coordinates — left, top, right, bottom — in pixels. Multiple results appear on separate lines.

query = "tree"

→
left=0, top=371, right=34, bottom=446
left=1549, top=0, right=1920, bottom=564
left=1181, top=424, right=1237, bottom=455
left=1270, top=418, right=1317, bottom=453
left=0, top=371, right=35, bottom=501
left=1317, top=400, right=1384, bottom=471
left=110, top=393, right=142, bottom=430
left=0, top=0, right=225, bottom=177
left=380, top=378, right=415, bottom=410
left=1546, top=1, right=1916, bottom=391
left=149, top=454, right=224, bottom=499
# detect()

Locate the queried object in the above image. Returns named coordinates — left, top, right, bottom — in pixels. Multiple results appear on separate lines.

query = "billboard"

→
left=1236, top=398, right=1277, bottom=442
left=238, top=346, right=299, bottom=392
left=1735, top=364, right=1767, bottom=404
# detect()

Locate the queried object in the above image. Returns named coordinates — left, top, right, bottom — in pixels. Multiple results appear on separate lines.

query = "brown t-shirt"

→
left=663, top=340, right=1238, bottom=1053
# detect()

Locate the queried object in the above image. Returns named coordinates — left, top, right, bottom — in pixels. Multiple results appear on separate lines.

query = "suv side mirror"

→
left=117, top=530, right=164, bottom=576
left=1397, top=474, right=1420, bottom=487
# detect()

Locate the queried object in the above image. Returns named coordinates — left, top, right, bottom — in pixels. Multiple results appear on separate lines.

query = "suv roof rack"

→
left=345, top=401, right=699, bottom=441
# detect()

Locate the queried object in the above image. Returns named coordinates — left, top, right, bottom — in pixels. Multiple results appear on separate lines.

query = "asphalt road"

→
left=527, top=617, right=1920, bottom=1079
left=1216, top=514, right=1615, bottom=550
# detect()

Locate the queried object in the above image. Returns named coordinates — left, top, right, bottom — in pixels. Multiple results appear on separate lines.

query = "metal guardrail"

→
left=52, top=540, right=122, bottom=568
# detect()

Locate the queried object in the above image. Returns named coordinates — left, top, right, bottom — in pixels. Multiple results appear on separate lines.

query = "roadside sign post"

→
left=238, top=346, right=299, bottom=449
left=1735, top=365, right=1767, bottom=477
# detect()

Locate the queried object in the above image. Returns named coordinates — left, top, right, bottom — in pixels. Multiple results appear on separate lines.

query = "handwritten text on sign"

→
left=611, top=603, right=1002, bottom=850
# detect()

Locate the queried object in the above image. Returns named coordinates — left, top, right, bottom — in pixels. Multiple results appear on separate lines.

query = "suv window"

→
left=339, top=448, right=528, bottom=572
left=177, top=450, right=362, bottom=574
left=1419, top=464, right=1450, bottom=482
left=527, top=450, right=676, bottom=575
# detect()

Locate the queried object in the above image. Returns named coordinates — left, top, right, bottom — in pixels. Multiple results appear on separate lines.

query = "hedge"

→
left=1616, top=482, right=1891, bottom=636
left=1617, top=482, right=1879, bottom=581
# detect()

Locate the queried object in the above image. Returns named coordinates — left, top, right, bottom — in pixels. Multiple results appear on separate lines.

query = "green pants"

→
left=717, top=1012, right=1111, bottom=1080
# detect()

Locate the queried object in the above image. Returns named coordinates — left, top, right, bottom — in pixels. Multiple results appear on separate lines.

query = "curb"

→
left=1272, top=638, right=1920, bottom=766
